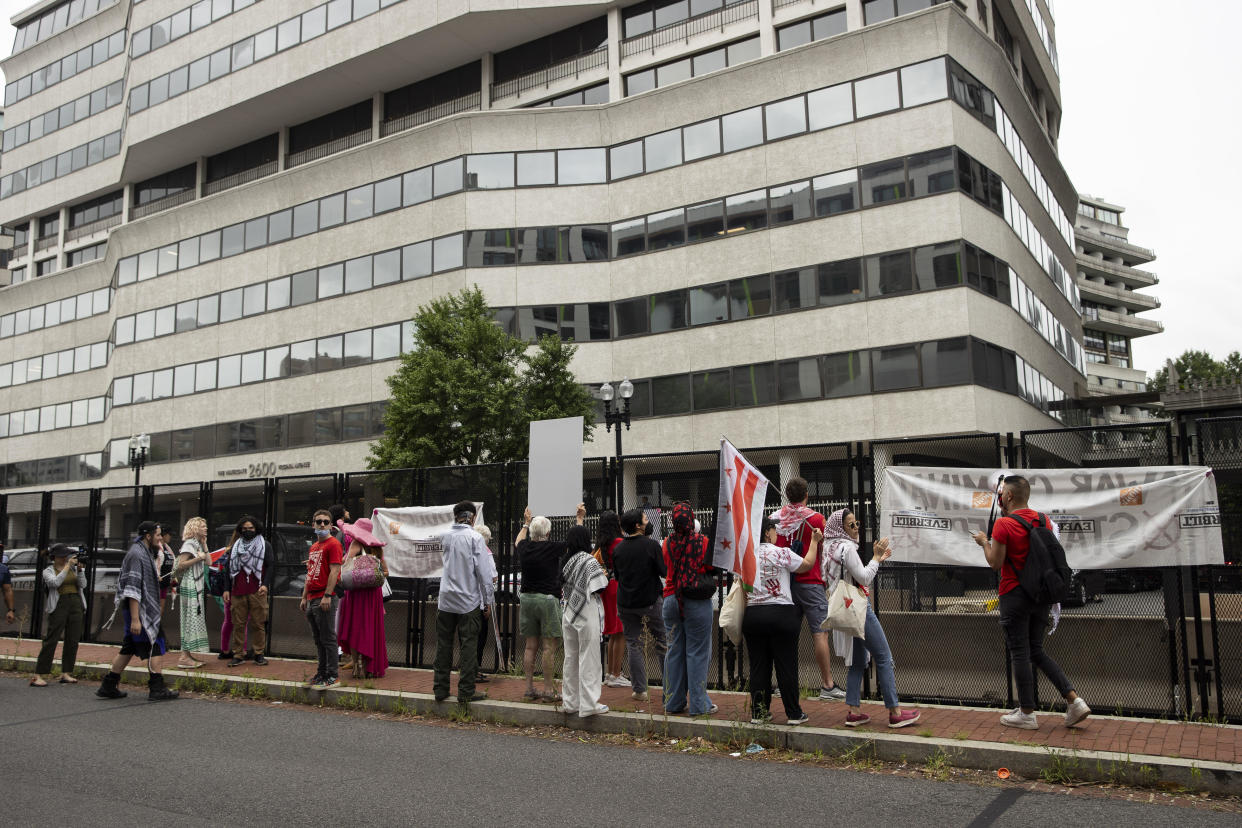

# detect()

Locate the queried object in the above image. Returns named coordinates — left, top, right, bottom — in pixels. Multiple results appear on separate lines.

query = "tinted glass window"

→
left=922, top=337, right=971, bottom=387
left=686, top=200, right=724, bottom=242
left=647, top=208, right=685, bottom=250
left=682, top=119, right=720, bottom=161
left=721, top=107, right=763, bottom=152
left=467, top=153, right=514, bottom=189
left=872, top=344, right=920, bottom=391
left=611, top=218, right=646, bottom=257
left=732, top=362, right=776, bottom=406
left=907, top=147, right=954, bottom=198
left=651, top=375, right=691, bottom=416
left=692, top=370, right=731, bottom=411
left=860, top=159, right=906, bottom=206
left=777, top=358, right=821, bottom=400
left=403, top=167, right=432, bottom=204
left=854, top=71, right=900, bottom=118
left=517, top=152, right=556, bottom=186
left=807, top=82, right=852, bottom=130
left=729, top=274, right=771, bottom=318
left=557, top=149, right=606, bottom=184
left=644, top=129, right=682, bottom=172
left=813, top=170, right=858, bottom=216
left=774, top=267, right=817, bottom=312
left=649, top=290, right=688, bottom=333
left=764, top=96, right=806, bottom=140
left=769, top=180, right=813, bottom=225
left=865, top=250, right=913, bottom=296
left=725, top=190, right=767, bottom=233
left=433, top=158, right=463, bottom=195
left=403, top=242, right=432, bottom=279
left=914, top=242, right=961, bottom=290
left=901, top=58, right=947, bottom=107
left=822, top=351, right=870, bottom=398
left=613, top=297, right=648, bottom=337
left=610, top=141, right=643, bottom=179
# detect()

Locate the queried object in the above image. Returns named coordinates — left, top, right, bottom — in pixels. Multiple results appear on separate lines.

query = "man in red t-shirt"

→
left=973, top=475, right=1089, bottom=731
left=770, top=476, right=844, bottom=701
left=301, top=508, right=343, bottom=689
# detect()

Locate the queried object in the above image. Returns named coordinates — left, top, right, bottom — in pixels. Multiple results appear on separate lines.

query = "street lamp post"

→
left=128, top=432, right=150, bottom=491
left=599, top=379, right=634, bottom=511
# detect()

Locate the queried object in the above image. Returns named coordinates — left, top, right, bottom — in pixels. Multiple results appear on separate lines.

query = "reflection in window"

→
left=823, top=351, right=870, bottom=398
left=906, top=147, right=955, bottom=197
left=613, top=298, right=648, bottom=337
left=686, top=200, right=724, bottom=242
left=557, top=148, right=607, bottom=184
left=693, top=370, right=731, bottom=411
left=860, top=159, right=906, bottom=206
left=774, top=268, right=817, bottom=312
left=467, top=229, right=516, bottom=266
left=682, top=120, right=720, bottom=161
left=922, top=337, right=970, bottom=387
left=729, top=274, right=771, bottom=319
left=813, top=170, right=858, bottom=216
left=612, top=218, right=646, bottom=257
left=769, top=181, right=813, bottom=225
left=725, top=190, right=767, bottom=233
left=866, top=251, right=913, bottom=296
left=467, top=153, right=514, bottom=189
left=610, top=141, right=644, bottom=179
left=721, top=107, right=763, bottom=152
left=914, top=242, right=961, bottom=290
left=644, top=129, right=682, bottom=172
left=647, top=208, right=685, bottom=250
left=873, top=344, right=920, bottom=391
left=688, top=283, right=728, bottom=325
left=900, top=58, right=947, bottom=107
left=733, top=362, right=777, bottom=407
left=651, top=375, right=691, bottom=416
left=649, top=291, right=687, bottom=333
left=764, top=97, right=806, bottom=140
left=778, top=358, right=821, bottom=400
left=854, top=71, right=900, bottom=118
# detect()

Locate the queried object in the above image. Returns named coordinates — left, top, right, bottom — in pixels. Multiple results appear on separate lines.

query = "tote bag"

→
left=822, top=546, right=867, bottom=639
left=718, top=579, right=746, bottom=645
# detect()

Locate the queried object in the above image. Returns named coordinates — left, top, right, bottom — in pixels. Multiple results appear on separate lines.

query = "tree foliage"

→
left=1149, top=349, right=1242, bottom=391
left=368, top=287, right=596, bottom=469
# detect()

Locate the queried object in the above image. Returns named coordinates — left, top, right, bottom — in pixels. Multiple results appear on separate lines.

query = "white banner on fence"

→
left=879, top=466, right=1223, bottom=568
left=370, top=502, right=484, bottom=579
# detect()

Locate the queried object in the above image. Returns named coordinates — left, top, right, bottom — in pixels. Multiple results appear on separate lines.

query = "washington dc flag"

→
left=712, top=438, right=769, bottom=590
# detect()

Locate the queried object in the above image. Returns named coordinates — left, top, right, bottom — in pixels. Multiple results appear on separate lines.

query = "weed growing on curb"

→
left=924, top=748, right=953, bottom=781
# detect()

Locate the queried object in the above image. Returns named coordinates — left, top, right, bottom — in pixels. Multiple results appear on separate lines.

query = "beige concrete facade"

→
left=0, top=0, right=1083, bottom=492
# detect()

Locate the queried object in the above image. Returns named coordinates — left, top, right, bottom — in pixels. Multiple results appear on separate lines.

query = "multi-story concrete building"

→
left=1074, top=193, right=1162, bottom=424
left=0, top=0, right=1084, bottom=495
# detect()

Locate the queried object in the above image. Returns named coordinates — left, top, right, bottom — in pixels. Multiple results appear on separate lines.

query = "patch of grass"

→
left=838, top=739, right=880, bottom=771
left=245, top=681, right=267, bottom=700
left=952, top=730, right=970, bottom=741
left=916, top=728, right=934, bottom=738
left=448, top=705, right=473, bottom=723
left=335, top=690, right=368, bottom=711
left=1040, top=748, right=1082, bottom=785
left=924, top=748, right=952, bottom=782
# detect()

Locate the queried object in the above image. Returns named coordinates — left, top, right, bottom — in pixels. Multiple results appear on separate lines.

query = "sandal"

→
left=523, top=689, right=542, bottom=701
left=541, top=691, right=563, bottom=703
left=177, top=662, right=203, bottom=670
left=30, top=677, right=48, bottom=687
left=59, top=675, right=78, bottom=684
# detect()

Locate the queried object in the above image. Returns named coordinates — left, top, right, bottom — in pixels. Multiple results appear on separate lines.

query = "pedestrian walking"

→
left=303, top=509, right=344, bottom=689
left=31, top=544, right=87, bottom=686
left=743, top=517, right=821, bottom=725
left=97, top=521, right=179, bottom=701
left=174, top=517, right=211, bottom=669
left=973, top=475, right=1091, bottom=730
left=823, top=509, right=920, bottom=729
left=222, top=516, right=274, bottom=667
left=613, top=508, right=667, bottom=702
left=432, top=501, right=496, bottom=704
left=661, top=502, right=717, bottom=716
left=559, top=524, right=610, bottom=718
left=770, top=476, right=845, bottom=700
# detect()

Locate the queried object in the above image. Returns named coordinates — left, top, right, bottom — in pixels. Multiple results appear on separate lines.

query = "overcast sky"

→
left=0, top=0, right=1236, bottom=381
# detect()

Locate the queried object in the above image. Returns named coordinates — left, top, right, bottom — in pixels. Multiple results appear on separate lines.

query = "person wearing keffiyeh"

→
left=660, top=502, right=717, bottom=716
left=223, top=515, right=274, bottom=667
left=96, top=521, right=179, bottom=702
left=559, top=524, right=610, bottom=718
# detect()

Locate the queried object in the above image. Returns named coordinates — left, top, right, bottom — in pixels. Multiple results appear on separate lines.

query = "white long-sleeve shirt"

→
left=824, top=538, right=880, bottom=666
left=436, top=523, right=496, bottom=614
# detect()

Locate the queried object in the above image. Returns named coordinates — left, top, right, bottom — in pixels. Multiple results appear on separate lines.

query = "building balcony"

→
left=286, top=128, right=373, bottom=170
left=1076, top=226, right=1155, bottom=265
left=1082, top=307, right=1163, bottom=337
left=131, top=188, right=197, bottom=220
left=1076, top=278, right=1160, bottom=312
left=33, top=235, right=56, bottom=253
left=202, top=160, right=279, bottom=197
left=380, top=92, right=481, bottom=138
left=490, top=47, right=608, bottom=106
left=1076, top=254, right=1158, bottom=288
left=65, top=213, right=122, bottom=243
left=621, top=0, right=759, bottom=60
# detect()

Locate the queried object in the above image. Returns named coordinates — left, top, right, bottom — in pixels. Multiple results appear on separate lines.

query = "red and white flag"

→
left=712, top=438, right=769, bottom=590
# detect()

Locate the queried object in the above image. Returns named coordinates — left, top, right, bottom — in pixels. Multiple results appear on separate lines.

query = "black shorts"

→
left=120, top=625, right=168, bottom=660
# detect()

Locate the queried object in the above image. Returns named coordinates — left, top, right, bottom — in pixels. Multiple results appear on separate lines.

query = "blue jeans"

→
left=846, top=606, right=899, bottom=709
left=662, top=596, right=713, bottom=714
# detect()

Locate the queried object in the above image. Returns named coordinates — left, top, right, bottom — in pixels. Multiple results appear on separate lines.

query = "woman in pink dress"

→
left=336, top=517, right=388, bottom=679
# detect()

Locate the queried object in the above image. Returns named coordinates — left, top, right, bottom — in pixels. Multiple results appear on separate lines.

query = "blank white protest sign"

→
left=528, top=416, right=583, bottom=516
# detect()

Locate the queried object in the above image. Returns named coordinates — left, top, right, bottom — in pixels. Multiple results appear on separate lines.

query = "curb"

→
left=7, top=655, right=1239, bottom=795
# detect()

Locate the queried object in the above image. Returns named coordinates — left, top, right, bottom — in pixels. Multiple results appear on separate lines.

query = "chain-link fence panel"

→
left=1021, top=421, right=1182, bottom=717
left=869, top=434, right=1007, bottom=706
left=1196, top=417, right=1242, bottom=721
left=1, top=491, right=47, bottom=639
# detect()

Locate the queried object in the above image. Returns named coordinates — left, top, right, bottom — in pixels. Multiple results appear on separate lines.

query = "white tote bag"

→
left=718, top=579, right=747, bottom=645
left=822, top=548, right=867, bottom=640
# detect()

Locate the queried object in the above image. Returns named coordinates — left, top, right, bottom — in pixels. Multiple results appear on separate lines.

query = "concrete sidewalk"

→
left=5, top=639, right=1239, bottom=793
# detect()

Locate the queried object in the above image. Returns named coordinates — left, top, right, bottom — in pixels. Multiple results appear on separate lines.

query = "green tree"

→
left=367, top=287, right=595, bottom=469
left=1149, top=349, right=1242, bottom=390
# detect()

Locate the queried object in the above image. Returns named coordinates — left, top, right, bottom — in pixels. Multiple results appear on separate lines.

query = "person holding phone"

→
left=31, top=544, right=88, bottom=687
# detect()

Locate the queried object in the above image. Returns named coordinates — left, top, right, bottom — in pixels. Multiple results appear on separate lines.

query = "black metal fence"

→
left=4, top=420, right=1240, bottom=722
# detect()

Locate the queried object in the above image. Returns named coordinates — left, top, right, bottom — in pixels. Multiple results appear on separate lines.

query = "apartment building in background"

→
left=1075, top=193, right=1162, bottom=425
left=0, top=0, right=1084, bottom=501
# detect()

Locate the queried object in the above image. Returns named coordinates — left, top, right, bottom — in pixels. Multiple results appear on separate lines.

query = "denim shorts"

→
left=519, top=592, right=563, bottom=638
left=789, top=580, right=829, bottom=634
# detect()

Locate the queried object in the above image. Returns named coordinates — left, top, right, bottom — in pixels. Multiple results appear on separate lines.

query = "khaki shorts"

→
left=519, top=592, right=563, bottom=638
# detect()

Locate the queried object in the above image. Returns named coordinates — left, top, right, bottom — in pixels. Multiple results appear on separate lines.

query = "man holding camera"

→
left=97, top=521, right=179, bottom=702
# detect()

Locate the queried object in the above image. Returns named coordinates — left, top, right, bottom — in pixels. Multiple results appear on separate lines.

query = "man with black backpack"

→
left=972, top=475, right=1090, bottom=730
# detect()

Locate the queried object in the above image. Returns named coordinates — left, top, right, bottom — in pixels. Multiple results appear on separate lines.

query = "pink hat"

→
left=343, top=517, right=385, bottom=548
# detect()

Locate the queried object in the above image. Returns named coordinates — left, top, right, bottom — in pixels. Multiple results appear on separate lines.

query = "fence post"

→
left=81, top=488, right=102, bottom=643
left=28, top=491, right=54, bottom=639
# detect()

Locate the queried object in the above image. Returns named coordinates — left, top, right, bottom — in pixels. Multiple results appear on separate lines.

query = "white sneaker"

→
left=580, top=704, right=609, bottom=718
left=818, top=685, right=847, bottom=701
left=1000, top=708, right=1038, bottom=730
left=603, top=674, right=629, bottom=688
left=1064, top=697, right=1091, bottom=727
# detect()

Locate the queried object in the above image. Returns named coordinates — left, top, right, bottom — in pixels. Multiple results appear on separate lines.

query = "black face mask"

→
left=240, top=529, right=257, bottom=541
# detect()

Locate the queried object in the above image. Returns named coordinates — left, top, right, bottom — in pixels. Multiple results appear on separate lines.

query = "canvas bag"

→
left=718, top=579, right=746, bottom=645
left=822, top=543, right=867, bottom=639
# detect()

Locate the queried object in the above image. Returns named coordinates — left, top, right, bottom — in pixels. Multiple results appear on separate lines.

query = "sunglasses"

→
left=846, top=521, right=859, bottom=529
left=313, top=519, right=332, bottom=526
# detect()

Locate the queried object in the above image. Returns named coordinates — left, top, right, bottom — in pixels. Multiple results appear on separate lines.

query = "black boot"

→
left=96, top=672, right=127, bottom=699
left=147, top=673, right=180, bottom=702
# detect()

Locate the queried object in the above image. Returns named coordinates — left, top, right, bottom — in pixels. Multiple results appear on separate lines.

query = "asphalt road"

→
left=0, top=676, right=1232, bottom=827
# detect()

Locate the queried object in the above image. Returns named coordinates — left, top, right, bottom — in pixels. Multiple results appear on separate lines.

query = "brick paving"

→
left=9, top=639, right=1238, bottom=765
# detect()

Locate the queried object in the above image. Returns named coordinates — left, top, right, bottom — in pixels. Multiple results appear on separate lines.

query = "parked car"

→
left=5, top=546, right=124, bottom=594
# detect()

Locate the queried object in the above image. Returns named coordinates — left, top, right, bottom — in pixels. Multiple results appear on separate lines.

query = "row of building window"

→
left=622, top=0, right=741, bottom=39
left=5, top=29, right=125, bottom=106
left=1078, top=203, right=1120, bottom=226
left=526, top=83, right=609, bottom=109
left=1022, top=0, right=1059, bottom=73
left=112, top=320, right=416, bottom=407
left=0, top=342, right=111, bottom=390
left=0, top=131, right=123, bottom=200
left=10, top=241, right=108, bottom=284
left=2, top=80, right=124, bottom=153
left=949, top=59, right=1073, bottom=253
left=131, top=0, right=264, bottom=59
left=776, top=8, right=846, bottom=51
left=625, top=36, right=760, bottom=96
left=862, top=0, right=956, bottom=26
left=11, top=0, right=117, bottom=54
left=0, top=396, right=109, bottom=439
left=128, top=0, right=406, bottom=115
left=0, top=288, right=111, bottom=340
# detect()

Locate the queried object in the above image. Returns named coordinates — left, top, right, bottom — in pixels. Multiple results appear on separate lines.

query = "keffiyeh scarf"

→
left=109, top=539, right=162, bottom=646
left=561, top=551, right=608, bottom=623
left=229, top=534, right=266, bottom=580
left=666, top=503, right=710, bottom=616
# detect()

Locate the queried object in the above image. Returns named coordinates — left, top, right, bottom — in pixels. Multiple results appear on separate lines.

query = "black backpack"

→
left=1008, top=513, right=1072, bottom=605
